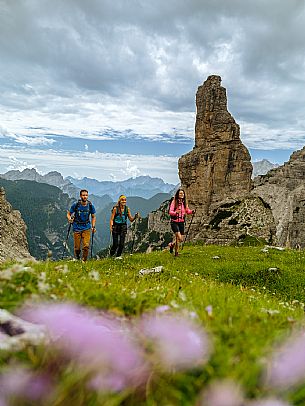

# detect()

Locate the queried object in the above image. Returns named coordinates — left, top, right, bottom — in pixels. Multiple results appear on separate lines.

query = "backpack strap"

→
left=74, top=200, right=92, bottom=224
left=114, top=205, right=128, bottom=223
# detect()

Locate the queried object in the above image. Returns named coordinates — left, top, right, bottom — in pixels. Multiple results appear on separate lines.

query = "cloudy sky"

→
left=0, top=0, right=304, bottom=184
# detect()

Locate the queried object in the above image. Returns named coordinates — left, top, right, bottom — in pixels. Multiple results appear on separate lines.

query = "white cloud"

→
left=0, top=125, right=8, bottom=137
left=6, top=156, right=37, bottom=172
left=0, top=147, right=179, bottom=184
left=123, top=160, right=141, bottom=179
left=9, top=134, right=56, bottom=146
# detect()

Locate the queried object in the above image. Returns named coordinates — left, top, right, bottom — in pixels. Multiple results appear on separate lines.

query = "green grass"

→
left=1, top=244, right=305, bottom=405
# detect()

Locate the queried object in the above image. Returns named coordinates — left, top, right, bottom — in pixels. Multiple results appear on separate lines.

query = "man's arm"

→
left=67, top=205, right=75, bottom=223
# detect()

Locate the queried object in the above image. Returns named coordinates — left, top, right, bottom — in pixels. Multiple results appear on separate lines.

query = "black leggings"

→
left=110, top=224, right=127, bottom=257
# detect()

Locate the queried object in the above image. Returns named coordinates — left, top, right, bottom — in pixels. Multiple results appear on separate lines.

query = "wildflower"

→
left=200, top=379, right=244, bottom=406
left=205, top=305, right=213, bottom=317
left=89, top=270, right=100, bottom=281
left=248, top=399, right=292, bottom=406
left=141, top=313, right=210, bottom=370
left=178, top=291, right=186, bottom=301
left=0, top=264, right=33, bottom=281
left=265, top=331, right=305, bottom=389
left=37, top=281, right=50, bottom=293
left=0, top=366, right=52, bottom=403
left=21, top=303, right=146, bottom=392
left=155, top=305, right=170, bottom=313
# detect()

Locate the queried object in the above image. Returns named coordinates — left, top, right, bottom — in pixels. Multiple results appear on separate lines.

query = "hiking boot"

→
left=169, top=243, right=174, bottom=254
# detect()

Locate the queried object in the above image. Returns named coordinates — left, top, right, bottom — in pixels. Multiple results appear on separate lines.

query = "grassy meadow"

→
left=1, top=244, right=305, bottom=405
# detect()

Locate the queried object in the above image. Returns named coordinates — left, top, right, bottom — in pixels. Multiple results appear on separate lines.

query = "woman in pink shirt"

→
left=169, top=188, right=195, bottom=257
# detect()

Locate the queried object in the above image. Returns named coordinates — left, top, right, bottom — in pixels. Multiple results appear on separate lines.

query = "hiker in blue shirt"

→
left=67, top=189, right=96, bottom=261
left=109, top=195, right=138, bottom=258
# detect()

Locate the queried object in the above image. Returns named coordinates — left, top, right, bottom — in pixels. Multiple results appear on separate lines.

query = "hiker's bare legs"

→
left=175, top=232, right=183, bottom=256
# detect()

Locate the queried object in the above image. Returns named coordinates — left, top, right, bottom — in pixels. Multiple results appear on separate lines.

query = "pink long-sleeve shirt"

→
left=169, top=200, right=193, bottom=222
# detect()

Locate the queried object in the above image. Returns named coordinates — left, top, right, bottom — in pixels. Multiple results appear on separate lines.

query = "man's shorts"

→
left=170, top=221, right=185, bottom=235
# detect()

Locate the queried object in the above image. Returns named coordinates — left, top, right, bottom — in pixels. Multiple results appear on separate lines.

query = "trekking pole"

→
left=91, top=229, right=95, bottom=259
left=62, top=222, right=72, bottom=260
left=108, top=231, right=112, bottom=257
left=131, top=213, right=140, bottom=254
left=181, top=211, right=195, bottom=250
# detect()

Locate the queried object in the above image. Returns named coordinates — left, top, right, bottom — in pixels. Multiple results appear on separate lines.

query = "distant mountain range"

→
left=67, top=175, right=175, bottom=199
left=0, top=168, right=175, bottom=200
left=252, top=159, right=279, bottom=178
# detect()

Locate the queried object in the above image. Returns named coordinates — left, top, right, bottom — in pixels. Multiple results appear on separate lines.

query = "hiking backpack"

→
left=74, top=200, right=93, bottom=224
left=113, top=205, right=129, bottom=224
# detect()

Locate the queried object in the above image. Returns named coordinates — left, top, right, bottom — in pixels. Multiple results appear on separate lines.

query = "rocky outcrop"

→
left=126, top=200, right=173, bottom=253
left=0, top=187, right=32, bottom=262
left=130, top=76, right=305, bottom=251
left=179, top=75, right=253, bottom=217
left=175, top=75, right=276, bottom=245
left=253, top=148, right=305, bottom=248
left=197, top=196, right=275, bottom=245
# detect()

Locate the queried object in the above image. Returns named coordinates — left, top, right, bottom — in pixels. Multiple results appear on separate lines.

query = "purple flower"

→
left=248, top=399, right=292, bottom=406
left=89, top=372, right=127, bottom=393
left=265, top=332, right=305, bottom=389
left=205, top=305, right=213, bottom=317
left=155, top=305, right=170, bottom=313
left=21, top=302, right=147, bottom=392
left=0, top=367, right=52, bottom=402
left=200, top=380, right=244, bottom=406
left=140, top=313, right=210, bottom=370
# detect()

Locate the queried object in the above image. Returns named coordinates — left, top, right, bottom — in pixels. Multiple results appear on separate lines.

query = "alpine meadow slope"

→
left=1, top=245, right=305, bottom=405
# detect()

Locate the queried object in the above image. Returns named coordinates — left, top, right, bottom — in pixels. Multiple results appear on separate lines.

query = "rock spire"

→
left=179, top=75, right=253, bottom=216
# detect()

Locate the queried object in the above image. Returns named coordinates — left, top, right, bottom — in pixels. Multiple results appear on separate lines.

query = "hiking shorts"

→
left=171, top=221, right=185, bottom=235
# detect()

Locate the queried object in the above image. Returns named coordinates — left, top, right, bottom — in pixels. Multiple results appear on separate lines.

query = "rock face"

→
left=253, top=148, right=305, bottom=248
left=130, top=75, right=305, bottom=251
left=0, top=187, right=32, bottom=262
left=179, top=75, right=253, bottom=217
left=125, top=200, right=173, bottom=253
left=176, top=75, right=273, bottom=244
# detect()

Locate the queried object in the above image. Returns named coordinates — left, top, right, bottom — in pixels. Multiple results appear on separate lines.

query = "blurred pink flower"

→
left=155, top=305, right=170, bottom=313
left=265, top=332, right=305, bottom=389
left=205, top=305, right=213, bottom=317
left=21, top=302, right=147, bottom=391
left=249, top=399, right=292, bottom=406
left=0, top=367, right=52, bottom=402
left=200, top=380, right=244, bottom=406
left=89, top=372, right=127, bottom=393
left=140, top=313, right=210, bottom=370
